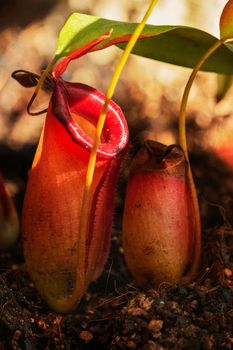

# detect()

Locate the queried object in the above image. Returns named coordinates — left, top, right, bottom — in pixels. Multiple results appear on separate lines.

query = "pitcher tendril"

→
left=178, top=34, right=232, bottom=282
left=27, top=56, right=57, bottom=115
left=179, top=40, right=225, bottom=159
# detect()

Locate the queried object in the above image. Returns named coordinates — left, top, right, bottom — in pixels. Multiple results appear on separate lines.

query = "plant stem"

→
left=86, top=0, right=159, bottom=190
left=78, top=0, right=159, bottom=287
left=179, top=38, right=226, bottom=282
left=179, top=39, right=224, bottom=157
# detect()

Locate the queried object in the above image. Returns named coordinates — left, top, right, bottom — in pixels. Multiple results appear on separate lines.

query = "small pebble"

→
left=79, top=330, right=93, bottom=343
left=224, top=268, right=232, bottom=278
left=147, top=319, right=163, bottom=338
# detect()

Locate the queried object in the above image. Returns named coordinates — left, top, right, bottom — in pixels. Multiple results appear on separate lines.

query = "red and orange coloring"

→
left=122, top=141, right=195, bottom=287
left=220, top=0, right=233, bottom=39
left=22, top=35, right=129, bottom=312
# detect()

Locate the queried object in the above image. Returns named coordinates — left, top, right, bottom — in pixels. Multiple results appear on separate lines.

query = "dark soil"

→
left=0, top=146, right=233, bottom=350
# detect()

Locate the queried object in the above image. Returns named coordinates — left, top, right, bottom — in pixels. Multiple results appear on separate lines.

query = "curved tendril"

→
left=179, top=39, right=225, bottom=158
left=27, top=57, right=57, bottom=116
left=179, top=36, right=229, bottom=282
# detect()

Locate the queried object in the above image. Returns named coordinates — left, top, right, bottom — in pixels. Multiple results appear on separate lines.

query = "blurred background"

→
left=0, top=0, right=232, bottom=207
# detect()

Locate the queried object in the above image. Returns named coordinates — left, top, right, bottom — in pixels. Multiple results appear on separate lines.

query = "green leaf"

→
left=55, top=13, right=233, bottom=74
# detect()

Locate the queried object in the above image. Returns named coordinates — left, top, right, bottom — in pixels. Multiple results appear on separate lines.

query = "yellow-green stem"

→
left=179, top=39, right=224, bottom=157
left=179, top=37, right=227, bottom=282
left=78, top=0, right=159, bottom=288
left=27, top=56, right=57, bottom=115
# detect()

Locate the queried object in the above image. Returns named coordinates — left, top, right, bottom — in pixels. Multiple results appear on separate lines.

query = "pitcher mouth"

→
left=129, top=140, right=187, bottom=174
left=51, top=78, right=128, bottom=160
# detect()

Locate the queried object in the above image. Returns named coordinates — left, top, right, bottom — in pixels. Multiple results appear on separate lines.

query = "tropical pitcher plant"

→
left=20, top=48, right=129, bottom=313
left=12, top=0, right=233, bottom=312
